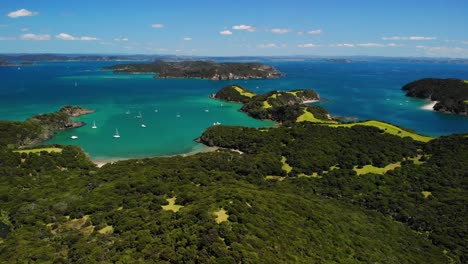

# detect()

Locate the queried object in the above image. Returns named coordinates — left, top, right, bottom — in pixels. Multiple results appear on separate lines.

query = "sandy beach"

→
left=303, top=99, right=320, bottom=104
left=421, top=101, right=438, bottom=111
left=91, top=146, right=220, bottom=168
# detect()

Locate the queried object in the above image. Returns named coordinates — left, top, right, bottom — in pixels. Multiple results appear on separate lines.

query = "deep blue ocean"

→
left=0, top=60, right=467, bottom=160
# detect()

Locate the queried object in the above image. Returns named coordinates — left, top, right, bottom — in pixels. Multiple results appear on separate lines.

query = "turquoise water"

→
left=0, top=60, right=467, bottom=159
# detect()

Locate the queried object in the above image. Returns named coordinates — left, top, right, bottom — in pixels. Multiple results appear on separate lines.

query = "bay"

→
left=0, top=60, right=467, bottom=159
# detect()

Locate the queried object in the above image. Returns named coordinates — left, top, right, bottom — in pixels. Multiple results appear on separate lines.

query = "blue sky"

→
left=0, top=0, right=467, bottom=57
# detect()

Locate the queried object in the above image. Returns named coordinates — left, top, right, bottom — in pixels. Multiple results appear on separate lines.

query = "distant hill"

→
left=102, top=60, right=282, bottom=80
left=402, top=78, right=468, bottom=115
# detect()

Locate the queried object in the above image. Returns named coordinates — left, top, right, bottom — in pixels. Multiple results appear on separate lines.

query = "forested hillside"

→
left=0, top=89, right=466, bottom=262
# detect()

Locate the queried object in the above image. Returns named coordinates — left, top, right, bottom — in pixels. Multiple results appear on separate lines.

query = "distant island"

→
left=402, top=78, right=468, bottom=115
left=102, top=60, right=282, bottom=80
left=0, top=105, right=93, bottom=148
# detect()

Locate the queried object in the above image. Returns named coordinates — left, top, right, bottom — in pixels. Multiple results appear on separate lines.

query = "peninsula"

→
left=213, top=85, right=332, bottom=124
left=102, top=60, right=282, bottom=80
left=0, top=105, right=93, bottom=148
left=402, top=78, right=468, bottom=115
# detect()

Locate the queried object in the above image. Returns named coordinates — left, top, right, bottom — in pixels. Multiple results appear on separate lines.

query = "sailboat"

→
left=204, top=109, right=209, bottom=112
left=135, top=112, right=142, bottom=119
left=125, top=110, right=131, bottom=115
left=113, top=128, right=120, bottom=138
left=92, top=121, right=97, bottom=129
left=71, top=135, right=79, bottom=139
left=141, top=124, right=146, bottom=128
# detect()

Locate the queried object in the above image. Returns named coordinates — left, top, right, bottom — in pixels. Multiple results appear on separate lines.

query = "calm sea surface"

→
left=0, top=60, right=467, bottom=159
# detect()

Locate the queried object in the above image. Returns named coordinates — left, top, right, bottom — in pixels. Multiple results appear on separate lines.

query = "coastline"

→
left=421, top=100, right=438, bottom=111
left=91, top=145, right=220, bottom=167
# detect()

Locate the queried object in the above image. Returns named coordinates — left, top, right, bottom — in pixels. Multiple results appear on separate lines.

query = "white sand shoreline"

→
left=91, top=146, right=219, bottom=168
left=303, top=99, right=320, bottom=104
left=421, top=100, right=438, bottom=111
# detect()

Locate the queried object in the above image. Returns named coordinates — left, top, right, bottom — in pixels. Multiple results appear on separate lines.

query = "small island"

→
left=102, top=60, right=282, bottom=80
left=212, top=84, right=332, bottom=124
left=402, top=78, right=468, bottom=115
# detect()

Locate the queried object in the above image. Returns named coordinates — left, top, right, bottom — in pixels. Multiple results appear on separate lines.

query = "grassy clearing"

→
left=98, top=225, right=114, bottom=234
left=353, top=162, right=401, bottom=175
left=262, top=100, right=272, bottom=109
left=269, top=93, right=279, bottom=99
left=233, top=86, right=255, bottom=98
left=296, top=108, right=323, bottom=123
left=281, top=156, right=293, bottom=173
left=265, top=175, right=286, bottom=181
left=287, top=91, right=299, bottom=96
left=407, top=155, right=427, bottom=165
left=298, top=172, right=321, bottom=178
left=464, top=80, right=468, bottom=83
left=329, top=121, right=433, bottom=142
left=14, top=147, right=62, bottom=154
left=213, top=209, right=229, bottom=224
left=464, top=100, right=468, bottom=104
left=161, top=197, right=184, bottom=212
left=49, top=215, right=94, bottom=236
left=421, top=191, right=432, bottom=198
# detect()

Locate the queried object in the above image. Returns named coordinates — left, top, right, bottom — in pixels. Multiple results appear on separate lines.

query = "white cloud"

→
left=298, top=43, right=318, bottom=48
left=382, top=36, right=436, bottom=41
left=219, top=30, right=233, bottom=35
left=387, top=43, right=404, bottom=47
left=20, top=28, right=29, bottom=32
left=20, top=33, right=50, bottom=40
left=55, top=33, right=98, bottom=41
left=7, top=9, right=38, bottom=18
left=56, top=33, right=75, bottom=40
left=114, top=37, right=129, bottom=41
left=331, top=43, right=355, bottom=47
left=356, top=43, right=384, bottom=47
left=258, top=43, right=278, bottom=48
left=183, top=37, right=192, bottom=41
left=80, top=36, right=98, bottom=41
left=297, top=31, right=304, bottom=35
left=232, top=24, right=256, bottom=32
left=0, top=37, right=16, bottom=40
left=270, top=28, right=290, bottom=34
left=151, top=24, right=164, bottom=28
left=307, top=29, right=322, bottom=34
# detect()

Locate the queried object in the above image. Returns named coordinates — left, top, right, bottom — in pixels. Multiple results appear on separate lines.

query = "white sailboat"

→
left=71, top=135, right=79, bottom=139
left=176, top=113, right=181, bottom=118
left=204, top=109, right=209, bottom=112
left=141, top=124, right=146, bottom=128
left=113, top=128, right=120, bottom=138
left=135, top=112, right=142, bottom=118
left=125, top=110, right=131, bottom=115
left=92, top=121, right=97, bottom=129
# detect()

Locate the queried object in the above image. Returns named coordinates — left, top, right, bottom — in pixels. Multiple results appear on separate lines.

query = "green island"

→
left=102, top=60, right=282, bottom=80
left=0, top=85, right=466, bottom=263
left=402, top=78, right=468, bottom=115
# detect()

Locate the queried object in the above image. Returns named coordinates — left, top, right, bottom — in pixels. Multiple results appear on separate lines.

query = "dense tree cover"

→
left=0, top=120, right=42, bottom=148
left=102, top=60, right=281, bottom=80
left=201, top=124, right=467, bottom=262
left=402, top=78, right=468, bottom=114
left=201, top=123, right=419, bottom=173
left=0, top=145, right=450, bottom=263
